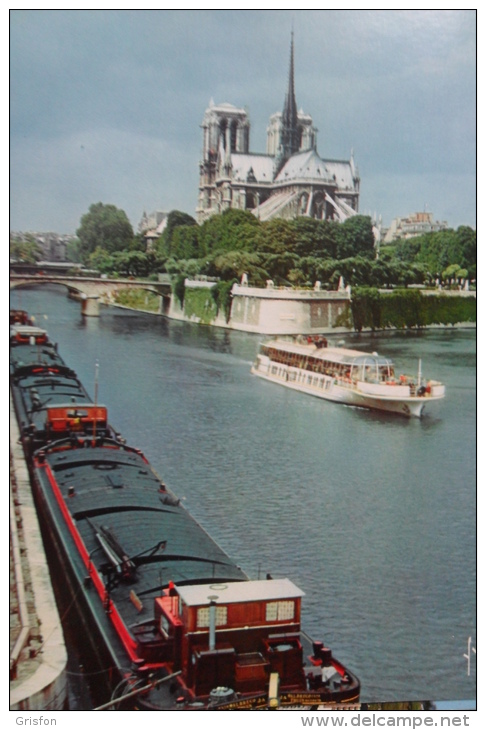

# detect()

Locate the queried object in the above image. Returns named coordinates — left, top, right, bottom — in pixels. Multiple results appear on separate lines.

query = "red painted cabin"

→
left=154, top=578, right=306, bottom=699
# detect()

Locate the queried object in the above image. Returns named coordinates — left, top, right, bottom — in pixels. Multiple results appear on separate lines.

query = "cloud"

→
left=10, top=9, right=476, bottom=233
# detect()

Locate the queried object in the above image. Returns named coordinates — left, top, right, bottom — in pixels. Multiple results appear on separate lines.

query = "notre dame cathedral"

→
left=196, top=34, right=360, bottom=224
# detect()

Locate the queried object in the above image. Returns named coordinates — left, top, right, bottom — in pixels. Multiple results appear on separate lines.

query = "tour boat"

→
left=251, top=335, right=445, bottom=418
left=10, top=314, right=360, bottom=711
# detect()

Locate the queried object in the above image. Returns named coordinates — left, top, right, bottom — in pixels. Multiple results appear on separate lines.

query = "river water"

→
left=10, top=285, right=477, bottom=704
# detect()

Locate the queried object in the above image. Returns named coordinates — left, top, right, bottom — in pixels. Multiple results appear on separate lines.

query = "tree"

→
left=442, top=263, right=461, bottom=285
left=76, top=203, right=134, bottom=260
left=170, top=225, right=200, bottom=259
left=254, top=218, right=297, bottom=254
left=315, top=258, right=341, bottom=287
left=455, top=226, right=476, bottom=271
left=198, top=209, right=259, bottom=255
left=157, top=211, right=198, bottom=257
left=293, top=217, right=337, bottom=258
left=206, top=250, right=268, bottom=285
left=111, top=250, right=150, bottom=278
left=88, top=246, right=114, bottom=274
left=335, top=215, right=375, bottom=260
left=10, top=235, right=43, bottom=263
left=262, top=252, right=300, bottom=284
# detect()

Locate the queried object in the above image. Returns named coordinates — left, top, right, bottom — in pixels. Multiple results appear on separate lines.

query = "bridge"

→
left=9, top=274, right=173, bottom=316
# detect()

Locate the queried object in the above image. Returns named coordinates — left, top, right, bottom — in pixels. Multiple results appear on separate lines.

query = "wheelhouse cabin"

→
left=45, top=404, right=109, bottom=439
left=154, top=578, right=306, bottom=698
left=10, top=325, right=48, bottom=346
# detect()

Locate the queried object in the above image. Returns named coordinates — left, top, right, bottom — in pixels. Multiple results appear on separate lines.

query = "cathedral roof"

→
left=230, top=153, right=276, bottom=184
left=275, top=150, right=356, bottom=190
left=275, top=149, right=335, bottom=184
left=322, top=159, right=358, bottom=190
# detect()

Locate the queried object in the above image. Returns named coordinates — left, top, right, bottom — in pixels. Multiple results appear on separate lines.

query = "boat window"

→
left=266, top=601, right=295, bottom=622
left=160, top=614, right=170, bottom=637
left=196, top=605, right=227, bottom=628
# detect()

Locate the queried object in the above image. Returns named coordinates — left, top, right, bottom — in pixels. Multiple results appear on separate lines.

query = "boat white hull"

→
left=251, top=361, right=443, bottom=418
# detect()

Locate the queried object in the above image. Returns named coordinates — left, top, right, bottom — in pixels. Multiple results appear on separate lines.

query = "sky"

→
left=9, top=8, right=477, bottom=235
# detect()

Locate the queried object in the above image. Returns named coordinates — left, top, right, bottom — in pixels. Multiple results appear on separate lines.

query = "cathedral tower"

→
left=196, top=33, right=359, bottom=224
left=267, top=35, right=317, bottom=158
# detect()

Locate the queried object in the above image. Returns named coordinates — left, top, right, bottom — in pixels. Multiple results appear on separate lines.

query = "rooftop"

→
left=177, top=578, right=304, bottom=606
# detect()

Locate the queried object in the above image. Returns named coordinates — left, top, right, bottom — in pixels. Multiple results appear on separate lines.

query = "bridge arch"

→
left=10, top=275, right=172, bottom=317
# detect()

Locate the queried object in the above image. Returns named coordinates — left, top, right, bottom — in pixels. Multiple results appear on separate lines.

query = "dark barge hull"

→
left=10, top=315, right=360, bottom=711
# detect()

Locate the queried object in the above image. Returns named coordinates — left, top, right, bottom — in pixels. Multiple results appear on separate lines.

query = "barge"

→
left=251, top=335, right=445, bottom=418
left=10, top=311, right=360, bottom=710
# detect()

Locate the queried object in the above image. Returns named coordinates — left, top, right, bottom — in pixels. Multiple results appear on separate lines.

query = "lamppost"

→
left=463, top=636, right=476, bottom=677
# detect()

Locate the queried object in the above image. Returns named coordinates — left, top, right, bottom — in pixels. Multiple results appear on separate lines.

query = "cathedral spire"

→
left=280, top=31, right=300, bottom=159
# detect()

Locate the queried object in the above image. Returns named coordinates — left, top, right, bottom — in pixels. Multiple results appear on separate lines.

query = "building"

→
left=10, top=231, right=75, bottom=261
left=196, top=34, right=360, bottom=225
left=138, top=210, right=169, bottom=249
left=383, top=211, right=449, bottom=243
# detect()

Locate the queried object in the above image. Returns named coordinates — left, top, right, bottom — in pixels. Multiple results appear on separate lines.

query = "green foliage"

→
left=292, top=217, right=337, bottom=258
left=351, top=287, right=476, bottom=331
left=206, top=250, right=268, bottom=285
left=111, top=250, right=151, bottom=278
left=172, top=274, right=186, bottom=307
left=199, top=209, right=259, bottom=255
left=350, top=287, right=383, bottom=331
left=183, top=288, right=218, bottom=324
left=170, top=225, right=200, bottom=259
left=336, top=215, right=375, bottom=259
left=66, top=237, right=83, bottom=263
left=442, top=263, right=461, bottom=281
left=334, top=302, right=354, bottom=329
left=156, top=209, right=475, bottom=292
left=255, top=218, right=296, bottom=254
left=157, top=211, right=198, bottom=257
left=76, top=203, right=473, bottom=293
left=261, top=252, right=300, bottom=284
left=394, top=226, right=476, bottom=277
left=314, top=258, right=341, bottom=287
left=76, top=202, right=134, bottom=260
left=88, top=246, right=114, bottom=273
left=420, top=293, right=476, bottom=326
left=211, top=279, right=238, bottom=322
left=10, top=235, right=43, bottom=263
left=381, top=289, right=425, bottom=329
left=113, top=289, right=160, bottom=312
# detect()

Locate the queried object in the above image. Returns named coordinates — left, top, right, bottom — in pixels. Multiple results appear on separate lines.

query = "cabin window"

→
left=266, top=601, right=295, bottom=622
left=160, top=614, right=170, bottom=638
left=196, top=606, right=228, bottom=628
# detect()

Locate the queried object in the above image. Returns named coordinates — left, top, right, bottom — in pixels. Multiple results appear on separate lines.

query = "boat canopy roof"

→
left=350, top=354, right=394, bottom=368
left=265, top=339, right=393, bottom=368
left=10, top=325, right=47, bottom=336
left=177, top=578, right=304, bottom=607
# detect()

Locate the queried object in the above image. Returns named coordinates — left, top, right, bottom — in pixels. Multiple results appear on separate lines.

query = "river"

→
left=10, top=285, right=477, bottom=704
